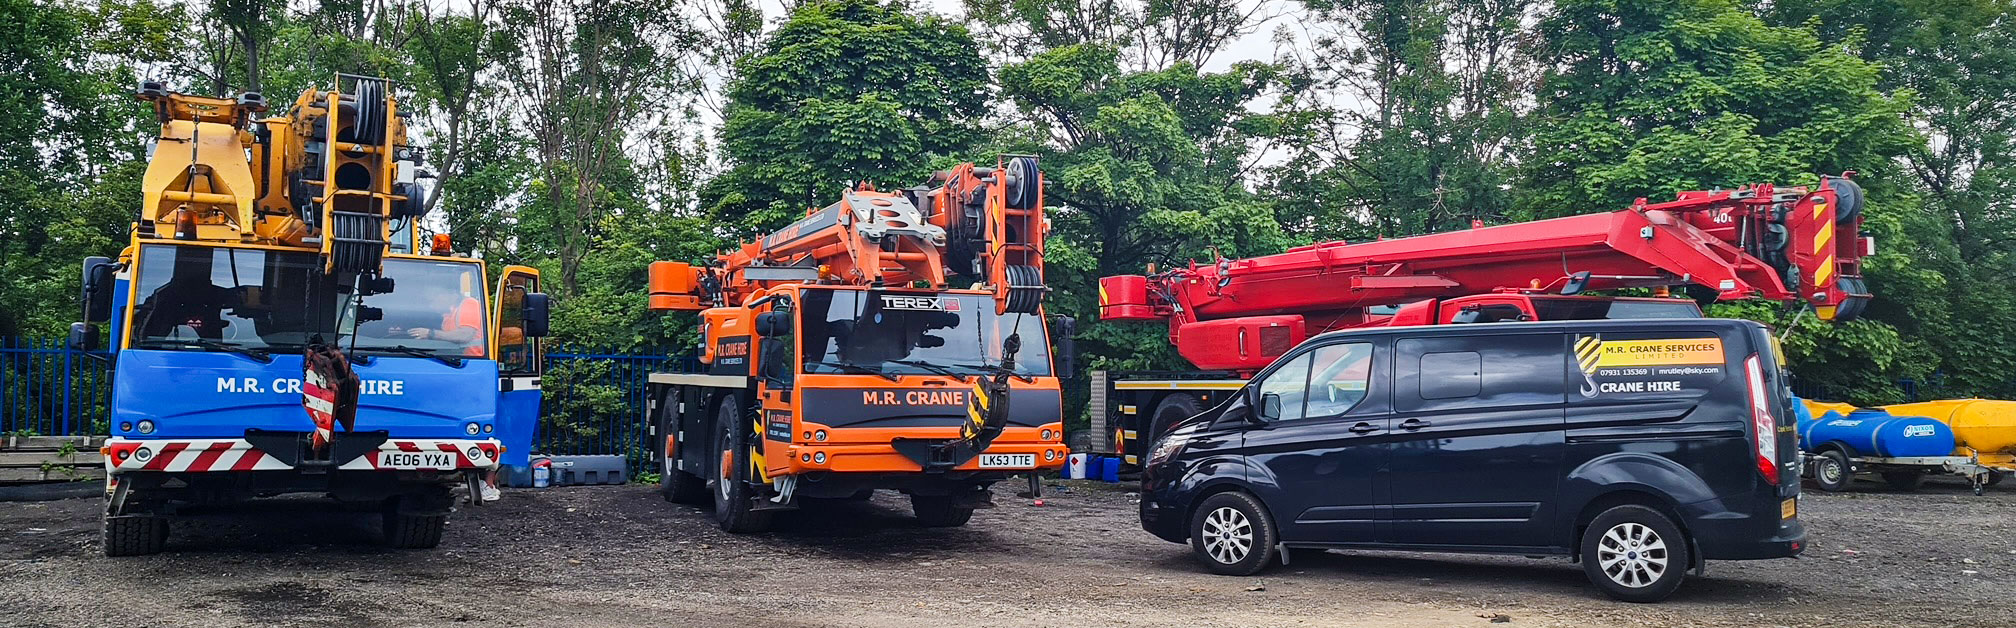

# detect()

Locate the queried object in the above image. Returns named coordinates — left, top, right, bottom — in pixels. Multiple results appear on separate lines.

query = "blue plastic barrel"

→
left=1800, top=409, right=1956, bottom=458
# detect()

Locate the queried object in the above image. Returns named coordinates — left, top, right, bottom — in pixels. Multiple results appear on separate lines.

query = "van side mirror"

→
left=1051, top=316, right=1077, bottom=378
left=81, top=256, right=115, bottom=323
left=522, top=292, right=551, bottom=337
left=68, top=322, right=100, bottom=352
left=1259, top=392, right=1282, bottom=421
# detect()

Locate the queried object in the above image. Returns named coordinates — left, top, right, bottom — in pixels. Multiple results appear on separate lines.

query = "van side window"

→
left=1397, top=333, right=1567, bottom=412
left=1304, top=343, right=1374, bottom=418
left=1419, top=351, right=1482, bottom=399
left=1254, top=352, right=1314, bottom=421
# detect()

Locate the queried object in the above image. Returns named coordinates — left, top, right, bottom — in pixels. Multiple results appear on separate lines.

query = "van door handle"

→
left=1399, top=419, right=1432, bottom=430
left=1348, top=422, right=1380, bottom=434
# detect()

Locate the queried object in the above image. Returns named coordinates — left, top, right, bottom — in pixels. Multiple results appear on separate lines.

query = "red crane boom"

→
left=1099, top=177, right=1873, bottom=373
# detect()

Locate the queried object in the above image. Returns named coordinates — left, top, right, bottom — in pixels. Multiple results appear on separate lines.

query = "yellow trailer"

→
left=1881, top=399, right=2016, bottom=484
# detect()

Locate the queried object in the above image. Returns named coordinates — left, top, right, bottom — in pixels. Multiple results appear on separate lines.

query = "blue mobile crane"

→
left=67, top=77, right=549, bottom=555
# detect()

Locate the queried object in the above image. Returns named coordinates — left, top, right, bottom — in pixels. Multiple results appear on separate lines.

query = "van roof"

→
left=1306, top=317, right=1765, bottom=344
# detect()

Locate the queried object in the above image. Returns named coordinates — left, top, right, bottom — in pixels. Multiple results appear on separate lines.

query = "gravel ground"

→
left=0, top=476, right=2010, bottom=628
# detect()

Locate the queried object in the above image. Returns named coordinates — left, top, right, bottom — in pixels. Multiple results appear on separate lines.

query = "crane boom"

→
left=1100, top=178, right=1873, bottom=373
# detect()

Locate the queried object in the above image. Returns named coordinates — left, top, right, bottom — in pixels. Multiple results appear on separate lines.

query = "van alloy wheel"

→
left=1596, top=522, right=1669, bottom=588
left=1201, top=506, right=1254, bottom=564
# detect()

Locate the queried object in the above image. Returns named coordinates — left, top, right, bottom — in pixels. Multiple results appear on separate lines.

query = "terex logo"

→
left=881, top=295, right=957, bottom=311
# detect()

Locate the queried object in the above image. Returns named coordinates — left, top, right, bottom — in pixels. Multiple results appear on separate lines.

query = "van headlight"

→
left=1147, top=432, right=1192, bottom=466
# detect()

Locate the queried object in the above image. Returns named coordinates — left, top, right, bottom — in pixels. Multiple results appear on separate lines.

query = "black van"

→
left=1137, top=319, right=1804, bottom=602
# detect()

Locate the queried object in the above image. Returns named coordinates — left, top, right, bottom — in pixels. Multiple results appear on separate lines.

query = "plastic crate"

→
left=503, top=455, right=628, bottom=487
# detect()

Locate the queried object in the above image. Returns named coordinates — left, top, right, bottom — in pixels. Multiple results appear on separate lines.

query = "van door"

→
left=1241, top=339, right=1388, bottom=544
left=494, top=267, right=544, bottom=468
left=1385, top=332, right=1566, bottom=548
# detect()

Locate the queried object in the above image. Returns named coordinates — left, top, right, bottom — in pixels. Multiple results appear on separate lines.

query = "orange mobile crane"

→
left=644, top=157, right=1072, bottom=531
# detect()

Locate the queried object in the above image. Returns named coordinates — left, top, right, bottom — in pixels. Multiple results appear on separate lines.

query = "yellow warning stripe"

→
left=1813, top=255, right=1833, bottom=287
left=749, top=418, right=768, bottom=483
left=1812, top=199, right=1827, bottom=220
left=1813, top=220, right=1833, bottom=253
left=1097, top=284, right=1109, bottom=306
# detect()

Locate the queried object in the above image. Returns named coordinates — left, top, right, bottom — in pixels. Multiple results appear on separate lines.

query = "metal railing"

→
left=0, top=337, right=694, bottom=474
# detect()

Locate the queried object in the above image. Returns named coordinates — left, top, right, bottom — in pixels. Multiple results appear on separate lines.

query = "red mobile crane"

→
left=1089, top=177, right=1872, bottom=466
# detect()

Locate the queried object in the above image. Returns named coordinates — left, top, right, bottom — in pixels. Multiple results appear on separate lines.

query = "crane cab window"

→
left=129, top=245, right=332, bottom=353
left=797, top=289, right=1051, bottom=378
left=350, top=260, right=488, bottom=359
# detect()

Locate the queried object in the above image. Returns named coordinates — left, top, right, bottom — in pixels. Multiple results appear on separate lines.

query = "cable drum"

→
left=1004, top=264, right=1044, bottom=313
left=349, top=79, right=388, bottom=146
left=1003, top=157, right=1040, bottom=210
left=1826, top=177, right=1864, bottom=224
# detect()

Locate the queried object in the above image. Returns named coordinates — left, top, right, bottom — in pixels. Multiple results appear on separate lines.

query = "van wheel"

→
left=1881, top=470, right=1924, bottom=492
left=1150, top=394, right=1202, bottom=441
left=1188, top=492, right=1278, bottom=576
left=1581, top=505, right=1689, bottom=603
left=1812, top=450, right=1853, bottom=492
left=1987, top=471, right=2005, bottom=487
left=710, top=394, right=772, bottom=533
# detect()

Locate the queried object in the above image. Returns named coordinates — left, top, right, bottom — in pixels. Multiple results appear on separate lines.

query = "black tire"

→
left=1987, top=471, right=2005, bottom=487
left=1150, top=394, right=1203, bottom=441
left=102, top=515, right=168, bottom=557
left=657, top=391, right=708, bottom=505
left=911, top=495, right=975, bottom=527
left=1187, top=491, right=1278, bottom=576
left=1882, top=470, right=1925, bottom=492
left=847, top=489, right=876, bottom=501
left=710, top=393, right=772, bottom=533
left=384, top=511, right=446, bottom=549
left=1812, top=450, right=1853, bottom=492
left=1580, top=505, right=1690, bottom=603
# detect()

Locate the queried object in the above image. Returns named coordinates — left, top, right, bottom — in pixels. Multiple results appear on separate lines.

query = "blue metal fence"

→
left=0, top=338, right=113, bottom=436
left=0, top=337, right=693, bottom=474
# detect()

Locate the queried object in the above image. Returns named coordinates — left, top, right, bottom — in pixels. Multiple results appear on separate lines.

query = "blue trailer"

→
left=69, top=78, right=549, bottom=555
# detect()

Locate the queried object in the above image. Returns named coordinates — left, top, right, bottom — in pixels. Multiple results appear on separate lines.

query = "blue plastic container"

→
left=1099, top=456, right=1122, bottom=482
left=1800, top=409, right=1956, bottom=458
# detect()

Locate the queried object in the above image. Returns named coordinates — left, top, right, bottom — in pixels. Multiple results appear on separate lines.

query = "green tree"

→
left=702, top=0, right=991, bottom=235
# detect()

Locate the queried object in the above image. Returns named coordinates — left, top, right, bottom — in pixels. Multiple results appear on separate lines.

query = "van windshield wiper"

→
left=885, top=359, right=970, bottom=381
left=804, top=360, right=898, bottom=382
left=137, top=338, right=273, bottom=363
left=360, top=344, right=465, bottom=368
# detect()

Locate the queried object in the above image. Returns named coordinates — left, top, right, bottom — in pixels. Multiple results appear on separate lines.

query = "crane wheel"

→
left=711, top=394, right=773, bottom=533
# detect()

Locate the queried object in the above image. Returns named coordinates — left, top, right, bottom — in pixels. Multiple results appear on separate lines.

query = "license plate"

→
left=977, top=453, right=1036, bottom=469
left=381, top=451, right=455, bottom=470
left=1781, top=497, right=1797, bottom=519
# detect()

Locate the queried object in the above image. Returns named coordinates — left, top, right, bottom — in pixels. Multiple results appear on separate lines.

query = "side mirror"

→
left=68, top=322, right=100, bottom=352
left=755, top=310, right=791, bottom=337
left=1259, top=392, right=1282, bottom=422
left=522, top=292, right=551, bottom=337
left=1051, top=316, right=1077, bottom=377
left=1450, top=307, right=1481, bottom=324
left=356, top=305, right=385, bottom=323
left=1560, top=271, right=1593, bottom=296
left=81, top=257, right=115, bottom=323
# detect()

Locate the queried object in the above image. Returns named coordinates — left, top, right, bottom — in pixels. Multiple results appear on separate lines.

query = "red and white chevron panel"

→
left=104, top=438, right=500, bottom=474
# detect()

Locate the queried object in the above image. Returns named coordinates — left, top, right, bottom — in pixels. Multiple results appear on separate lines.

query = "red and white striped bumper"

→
left=102, top=437, right=502, bottom=474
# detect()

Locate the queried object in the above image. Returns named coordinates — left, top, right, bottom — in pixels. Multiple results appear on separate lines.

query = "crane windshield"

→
left=798, top=289, right=1052, bottom=378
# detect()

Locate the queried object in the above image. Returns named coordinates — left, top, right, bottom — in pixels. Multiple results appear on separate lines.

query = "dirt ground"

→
left=0, top=476, right=2010, bottom=628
